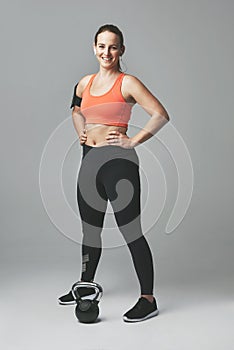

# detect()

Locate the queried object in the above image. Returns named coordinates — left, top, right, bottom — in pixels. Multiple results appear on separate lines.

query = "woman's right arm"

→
left=71, top=77, right=89, bottom=144
left=72, top=105, right=87, bottom=145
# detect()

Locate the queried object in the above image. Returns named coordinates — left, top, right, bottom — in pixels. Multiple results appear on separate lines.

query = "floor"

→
left=1, top=262, right=233, bottom=350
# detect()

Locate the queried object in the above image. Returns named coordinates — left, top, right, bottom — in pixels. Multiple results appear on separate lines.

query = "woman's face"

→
left=94, top=31, right=124, bottom=70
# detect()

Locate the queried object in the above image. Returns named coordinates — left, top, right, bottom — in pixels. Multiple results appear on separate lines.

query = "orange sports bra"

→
left=80, top=73, right=133, bottom=128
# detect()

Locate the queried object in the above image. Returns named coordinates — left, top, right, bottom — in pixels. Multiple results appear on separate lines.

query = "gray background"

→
left=1, top=0, right=233, bottom=349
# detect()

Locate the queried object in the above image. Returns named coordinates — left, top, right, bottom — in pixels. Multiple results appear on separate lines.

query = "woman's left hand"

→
left=105, top=131, right=135, bottom=149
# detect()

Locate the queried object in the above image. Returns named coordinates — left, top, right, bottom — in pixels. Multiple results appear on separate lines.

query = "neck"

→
left=97, top=67, right=121, bottom=79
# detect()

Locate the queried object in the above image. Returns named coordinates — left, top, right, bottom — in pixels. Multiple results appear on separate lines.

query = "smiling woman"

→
left=59, top=24, right=170, bottom=323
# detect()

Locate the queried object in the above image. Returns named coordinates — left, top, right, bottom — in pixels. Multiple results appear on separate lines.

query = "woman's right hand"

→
left=79, top=129, right=87, bottom=145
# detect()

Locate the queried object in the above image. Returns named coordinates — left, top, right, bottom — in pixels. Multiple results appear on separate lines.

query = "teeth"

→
left=102, top=57, right=112, bottom=61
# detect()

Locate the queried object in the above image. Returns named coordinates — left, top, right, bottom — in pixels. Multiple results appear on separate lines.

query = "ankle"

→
left=141, top=294, right=154, bottom=303
left=79, top=279, right=94, bottom=282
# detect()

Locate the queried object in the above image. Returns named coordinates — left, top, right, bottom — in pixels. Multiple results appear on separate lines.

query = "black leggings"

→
left=77, top=144, right=154, bottom=295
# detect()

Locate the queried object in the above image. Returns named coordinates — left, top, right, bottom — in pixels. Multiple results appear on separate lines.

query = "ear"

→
left=120, top=45, right=125, bottom=56
left=93, top=44, right=96, bottom=55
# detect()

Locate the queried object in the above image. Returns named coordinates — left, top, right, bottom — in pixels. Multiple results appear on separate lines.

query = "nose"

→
left=104, top=47, right=111, bottom=55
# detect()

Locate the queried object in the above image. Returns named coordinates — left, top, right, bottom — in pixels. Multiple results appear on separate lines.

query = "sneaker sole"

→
left=58, top=300, right=76, bottom=306
left=123, top=309, right=159, bottom=322
left=58, top=293, right=97, bottom=306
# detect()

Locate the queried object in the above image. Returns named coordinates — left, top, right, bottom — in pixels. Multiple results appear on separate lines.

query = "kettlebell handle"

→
left=71, top=281, right=103, bottom=302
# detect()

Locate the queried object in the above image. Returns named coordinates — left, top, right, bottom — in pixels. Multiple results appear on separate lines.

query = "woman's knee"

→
left=82, top=223, right=103, bottom=248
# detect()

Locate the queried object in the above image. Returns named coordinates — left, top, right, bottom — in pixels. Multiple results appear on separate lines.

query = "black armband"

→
left=70, top=83, right=82, bottom=108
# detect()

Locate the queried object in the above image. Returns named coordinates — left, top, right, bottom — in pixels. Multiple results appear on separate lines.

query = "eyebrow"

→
left=97, top=43, right=118, bottom=46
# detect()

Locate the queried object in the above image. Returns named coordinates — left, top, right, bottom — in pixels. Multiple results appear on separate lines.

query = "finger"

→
left=108, top=131, right=119, bottom=135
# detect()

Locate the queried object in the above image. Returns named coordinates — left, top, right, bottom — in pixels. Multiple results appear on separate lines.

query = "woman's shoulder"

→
left=122, top=73, right=146, bottom=93
left=75, top=74, right=94, bottom=97
left=123, top=73, right=144, bottom=86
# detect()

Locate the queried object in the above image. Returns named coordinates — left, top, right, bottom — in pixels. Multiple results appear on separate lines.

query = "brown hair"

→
left=94, top=24, right=124, bottom=71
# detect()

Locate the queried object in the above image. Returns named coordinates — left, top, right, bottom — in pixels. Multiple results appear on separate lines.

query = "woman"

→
left=58, top=24, right=170, bottom=322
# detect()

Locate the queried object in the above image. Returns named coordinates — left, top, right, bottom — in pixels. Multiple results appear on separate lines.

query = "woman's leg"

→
left=77, top=145, right=108, bottom=282
left=100, top=150, right=155, bottom=296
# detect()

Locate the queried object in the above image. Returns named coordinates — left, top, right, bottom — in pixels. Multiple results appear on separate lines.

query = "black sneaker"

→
left=123, top=297, right=159, bottom=322
left=58, top=286, right=97, bottom=306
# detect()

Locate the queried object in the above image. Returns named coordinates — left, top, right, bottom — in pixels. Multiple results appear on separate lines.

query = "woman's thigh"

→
left=77, top=158, right=108, bottom=228
left=98, top=156, right=143, bottom=243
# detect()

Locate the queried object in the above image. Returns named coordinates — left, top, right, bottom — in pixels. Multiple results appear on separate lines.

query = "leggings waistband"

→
left=81, top=143, right=139, bottom=165
left=83, top=144, right=118, bottom=148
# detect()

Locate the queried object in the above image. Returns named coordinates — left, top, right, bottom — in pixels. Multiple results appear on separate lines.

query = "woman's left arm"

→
left=128, top=75, right=170, bottom=147
left=106, top=75, right=170, bottom=148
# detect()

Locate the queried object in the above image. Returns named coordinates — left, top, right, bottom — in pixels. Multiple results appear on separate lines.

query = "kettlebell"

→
left=71, top=281, right=103, bottom=323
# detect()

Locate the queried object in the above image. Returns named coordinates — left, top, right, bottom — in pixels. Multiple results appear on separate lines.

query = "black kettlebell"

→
left=71, top=281, right=103, bottom=324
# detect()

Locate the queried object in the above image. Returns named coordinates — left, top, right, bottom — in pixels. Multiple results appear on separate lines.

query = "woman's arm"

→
left=126, top=75, right=170, bottom=147
left=72, top=107, right=87, bottom=144
left=71, top=77, right=90, bottom=144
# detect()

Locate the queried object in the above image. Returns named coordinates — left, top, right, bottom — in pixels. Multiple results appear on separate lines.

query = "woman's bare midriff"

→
left=84, top=123, right=127, bottom=147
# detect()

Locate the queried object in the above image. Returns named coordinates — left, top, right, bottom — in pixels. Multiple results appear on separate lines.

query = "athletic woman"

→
left=58, top=24, right=170, bottom=322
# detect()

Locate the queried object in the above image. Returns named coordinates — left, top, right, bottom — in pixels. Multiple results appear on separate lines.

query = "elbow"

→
left=72, top=111, right=84, bottom=120
left=156, top=111, right=170, bottom=122
left=154, top=107, right=170, bottom=122
left=165, top=113, right=170, bottom=122
left=162, top=108, right=170, bottom=122
left=162, top=110, right=170, bottom=122
left=72, top=105, right=82, bottom=117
